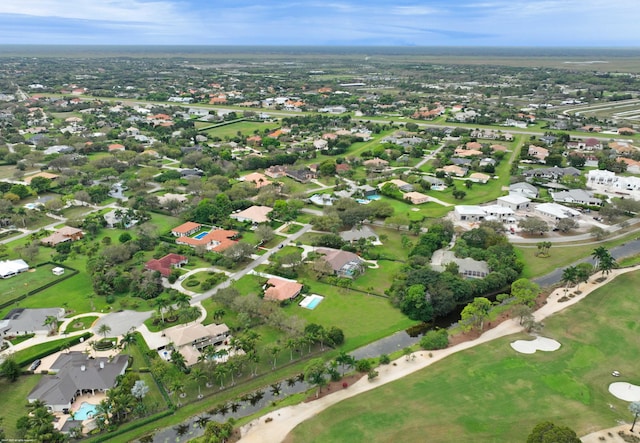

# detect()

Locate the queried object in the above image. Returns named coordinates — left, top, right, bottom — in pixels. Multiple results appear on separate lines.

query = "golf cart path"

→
left=238, top=265, right=640, bottom=443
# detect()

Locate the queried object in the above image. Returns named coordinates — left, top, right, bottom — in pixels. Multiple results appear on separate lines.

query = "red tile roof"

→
left=145, top=253, right=188, bottom=277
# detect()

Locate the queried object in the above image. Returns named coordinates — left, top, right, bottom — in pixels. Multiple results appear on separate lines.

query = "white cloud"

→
left=390, top=6, right=439, bottom=16
left=0, top=0, right=186, bottom=24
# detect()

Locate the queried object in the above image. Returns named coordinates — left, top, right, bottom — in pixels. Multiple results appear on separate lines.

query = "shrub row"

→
left=88, top=409, right=174, bottom=443
left=15, top=332, right=93, bottom=367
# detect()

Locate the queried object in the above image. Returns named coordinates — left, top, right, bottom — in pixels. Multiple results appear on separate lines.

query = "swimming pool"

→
left=366, top=195, right=381, bottom=200
left=193, top=231, right=209, bottom=240
left=74, top=402, right=98, bottom=420
left=300, top=294, right=324, bottom=310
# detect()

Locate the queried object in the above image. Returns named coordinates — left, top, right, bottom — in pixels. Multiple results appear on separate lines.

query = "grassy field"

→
left=0, top=264, right=63, bottom=307
left=0, top=375, right=42, bottom=439
left=201, top=121, right=275, bottom=139
left=288, top=271, right=640, bottom=443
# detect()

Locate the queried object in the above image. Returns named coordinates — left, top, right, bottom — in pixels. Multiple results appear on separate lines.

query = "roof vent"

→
left=99, top=361, right=104, bottom=369
left=80, top=365, right=86, bottom=372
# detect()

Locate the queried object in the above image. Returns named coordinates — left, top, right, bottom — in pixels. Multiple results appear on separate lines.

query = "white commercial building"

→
left=535, top=203, right=581, bottom=220
left=497, top=194, right=531, bottom=211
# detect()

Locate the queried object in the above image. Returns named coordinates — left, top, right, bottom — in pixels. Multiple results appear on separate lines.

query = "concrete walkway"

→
left=238, top=265, right=640, bottom=443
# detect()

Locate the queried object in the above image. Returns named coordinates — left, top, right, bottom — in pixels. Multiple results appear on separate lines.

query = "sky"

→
left=0, top=0, right=638, bottom=47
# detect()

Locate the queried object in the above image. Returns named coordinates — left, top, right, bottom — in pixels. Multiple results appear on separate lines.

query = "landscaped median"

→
left=13, top=331, right=93, bottom=368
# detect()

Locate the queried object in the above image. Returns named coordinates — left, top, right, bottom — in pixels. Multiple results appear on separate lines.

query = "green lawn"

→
left=63, top=315, right=98, bottom=333
left=0, top=375, right=42, bottom=439
left=201, top=121, right=275, bottom=139
left=0, top=264, right=64, bottom=307
left=289, top=271, right=640, bottom=443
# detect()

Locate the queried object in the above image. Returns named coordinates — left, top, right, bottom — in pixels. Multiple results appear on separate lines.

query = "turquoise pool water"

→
left=306, top=297, right=322, bottom=309
left=366, top=195, right=381, bottom=200
left=194, top=231, right=209, bottom=240
left=74, top=402, right=98, bottom=420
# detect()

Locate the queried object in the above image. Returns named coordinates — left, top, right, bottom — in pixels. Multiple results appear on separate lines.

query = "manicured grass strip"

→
left=13, top=332, right=93, bottom=367
left=64, top=316, right=99, bottom=333
left=288, top=271, right=640, bottom=442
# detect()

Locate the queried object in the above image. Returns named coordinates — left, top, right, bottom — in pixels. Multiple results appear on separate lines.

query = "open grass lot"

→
left=288, top=271, right=640, bottom=443
left=0, top=264, right=63, bottom=307
left=231, top=273, right=414, bottom=351
left=351, top=260, right=405, bottom=295
left=1, top=375, right=42, bottom=439
left=201, top=121, right=276, bottom=139
left=283, top=279, right=414, bottom=351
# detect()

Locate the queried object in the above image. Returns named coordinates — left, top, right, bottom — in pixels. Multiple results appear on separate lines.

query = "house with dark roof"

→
left=315, top=248, right=365, bottom=279
left=28, top=352, right=129, bottom=412
left=285, top=167, right=316, bottom=183
left=0, top=307, right=64, bottom=336
left=145, top=254, right=188, bottom=277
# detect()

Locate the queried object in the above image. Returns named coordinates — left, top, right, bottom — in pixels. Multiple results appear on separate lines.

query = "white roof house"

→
left=535, top=203, right=581, bottom=220
left=497, top=194, right=531, bottom=211
left=482, top=204, right=515, bottom=221
left=454, top=205, right=487, bottom=222
left=0, top=259, right=29, bottom=279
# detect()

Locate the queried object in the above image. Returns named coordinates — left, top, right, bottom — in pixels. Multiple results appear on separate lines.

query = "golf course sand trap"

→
left=510, top=336, right=561, bottom=354
left=609, top=382, right=640, bottom=401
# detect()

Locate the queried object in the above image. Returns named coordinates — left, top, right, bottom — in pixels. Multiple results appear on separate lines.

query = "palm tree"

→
left=285, top=337, right=297, bottom=361
left=173, top=423, right=189, bottom=437
left=191, top=368, right=206, bottom=399
left=214, top=364, right=228, bottom=389
left=43, top=315, right=58, bottom=334
left=121, top=327, right=136, bottom=349
left=335, top=351, right=355, bottom=376
left=98, top=323, right=112, bottom=339
left=270, top=382, right=282, bottom=397
left=194, top=414, right=210, bottom=429
left=561, top=266, right=578, bottom=293
left=630, top=401, right=640, bottom=432
left=155, top=297, right=169, bottom=324
left=268, top=344, right=280, bottom=369
left=592, top=246, right=611, bottom=273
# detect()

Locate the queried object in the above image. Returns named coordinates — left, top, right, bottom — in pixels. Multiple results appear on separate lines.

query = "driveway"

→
left=92, top=310, right=153, bottom=336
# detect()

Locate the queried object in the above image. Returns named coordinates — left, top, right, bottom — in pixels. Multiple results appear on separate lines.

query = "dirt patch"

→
left=303, top=373, right=365, bottom=403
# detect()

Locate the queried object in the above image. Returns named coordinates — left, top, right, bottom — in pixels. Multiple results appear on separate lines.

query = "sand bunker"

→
left=510, top=336, right=561, bottom=354
left=609, top=382, right=640, bottom=402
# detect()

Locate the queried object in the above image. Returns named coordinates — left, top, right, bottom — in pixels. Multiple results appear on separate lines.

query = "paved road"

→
left=533, top=238, right=640, bottom=287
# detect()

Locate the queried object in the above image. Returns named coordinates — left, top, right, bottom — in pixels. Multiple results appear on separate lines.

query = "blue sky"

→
left=0, top=0, right=637, bottom=46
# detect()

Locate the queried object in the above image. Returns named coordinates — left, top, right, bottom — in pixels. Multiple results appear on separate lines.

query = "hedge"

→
left=87, top=409, right=174, bottom=443
left=15, top=332, right=93, bottom=367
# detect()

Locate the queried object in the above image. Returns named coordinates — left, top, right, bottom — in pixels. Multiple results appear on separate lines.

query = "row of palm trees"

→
left=561, top=247, right=618, bottom=292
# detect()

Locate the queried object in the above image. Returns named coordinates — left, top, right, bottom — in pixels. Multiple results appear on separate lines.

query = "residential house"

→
left=173, top=223, right=238, bottom=252
left=230, top=205, right=273, bottom=224
left=618, top=157, right=640, bottom=174
left=509, top=182, right=539, bottom=199
left=315, top=248, right=365, bottom=278
left=264, top=278, right=303, bottom=302
left=535, top=203, right=581, bottom=220
left=163, top=323, right=230, bottom=366
left=286, top=167, right=316, bottom=183
left=491, top=144, right=508, bottom=152
left=497, top=194, right=531, bottom=211
left=441, top=164, right=468, bottom=177
left=103, top=209, right=141, bottom=229
left=468, top=173, right=490, bottom=184
left=264, top=165, right=288, bottom=179
left=23, top=171, right=59, bottom=185
left=550, top=189, right=602, bottom=206
left=403, top=191, right=429, bottom=205
left=0, top=307, right=64, bottom=336
left=336, top=163, right=351, bottom=174
left=40, top=227, right=83, bottom=247
left=454, top=205, right=487, bottom=222
left=382, top=179, right=414, bottom=192
left=108, top=143, right=125, bottom=152
left=339, top=226, right=380, bottom=244
left=567, top=138, right=602, bottom=151
left=363, top=157, right=389, bottom=171
left=28, top=352, right=129, bottom=412
left=240, top=172, right=272, bottom=189
left=145, top=253, right=188, bottom=277
left=171, top=222, right=201, bottom=237
left=431, top=250, right=489, bottom=279
left=527, top=145, right=549, bottom=163
left=523, top=166, right=580, bottom=182
left=454, top=148, right=482, bottom=158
